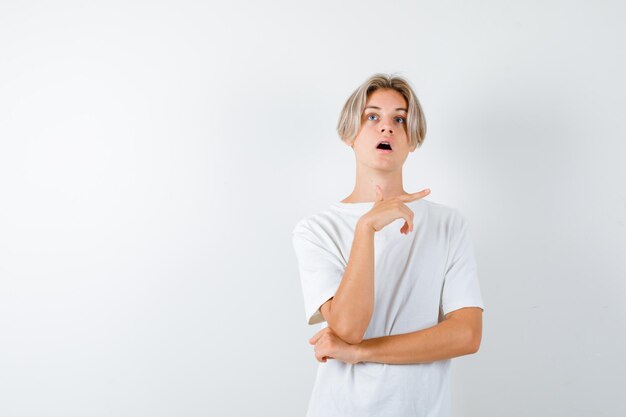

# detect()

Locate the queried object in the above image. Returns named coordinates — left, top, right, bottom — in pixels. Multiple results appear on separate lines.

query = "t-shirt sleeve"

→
left=292, top=220, right=346, bottom=325
left=441, top=212, right=485, bottom=316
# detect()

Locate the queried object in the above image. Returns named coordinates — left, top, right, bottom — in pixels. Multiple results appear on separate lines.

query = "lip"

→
left=376, top=148, right=393, bottom=154
left=376, top=138, right=394, bottom=151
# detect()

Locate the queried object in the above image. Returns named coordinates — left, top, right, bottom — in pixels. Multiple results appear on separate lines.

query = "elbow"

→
left=328, top=322, right=366, bottom=345
left=324, top=304, right=370, bottom=345
left=341, top=335, right=364, bottom=345
left=467, top=330, right=482, bottom=354
left=343, top=333, right=364, bottom=345
left=335, top=326, right=365, bottom=345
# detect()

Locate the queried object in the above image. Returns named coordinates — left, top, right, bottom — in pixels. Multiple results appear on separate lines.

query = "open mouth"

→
left=376, top=141, right=392, bottom=151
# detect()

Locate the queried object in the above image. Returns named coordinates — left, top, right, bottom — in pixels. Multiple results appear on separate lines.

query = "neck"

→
left=341, top=162, right=408, bottom=203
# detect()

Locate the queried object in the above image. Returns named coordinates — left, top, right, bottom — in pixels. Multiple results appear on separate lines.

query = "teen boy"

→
left=292, top=73, right=485, bottom=417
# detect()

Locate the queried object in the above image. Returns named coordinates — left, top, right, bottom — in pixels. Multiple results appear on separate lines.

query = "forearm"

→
left=328, top=220, right=375, bottom=343
left=355, top=318, right=477, bottom=365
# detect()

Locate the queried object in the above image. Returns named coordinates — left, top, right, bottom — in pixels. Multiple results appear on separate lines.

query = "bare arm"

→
left=320, top=220, right=376, bottom=344
left=355, top=307, right=483, bottom=364
left=318, top=187, right=430, bottom=344
left=310, top=307, right=482, bottom=364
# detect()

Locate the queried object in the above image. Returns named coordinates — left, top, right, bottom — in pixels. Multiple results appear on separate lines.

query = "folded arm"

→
left=356, top=307, right=483, bottom=364
left=310, top=307, right=483, bottom=364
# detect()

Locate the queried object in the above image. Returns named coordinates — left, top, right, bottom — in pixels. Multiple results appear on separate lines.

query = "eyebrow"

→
left=364, top=106, right=408, bottom=113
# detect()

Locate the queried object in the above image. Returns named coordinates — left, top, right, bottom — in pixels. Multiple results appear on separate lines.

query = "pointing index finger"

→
left=399, top=188, right=431, bottom=202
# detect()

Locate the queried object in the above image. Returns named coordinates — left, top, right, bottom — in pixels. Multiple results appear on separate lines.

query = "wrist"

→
left=356, top=219, right=376, bottom=235
left=352, top=342, right=367, bottom=364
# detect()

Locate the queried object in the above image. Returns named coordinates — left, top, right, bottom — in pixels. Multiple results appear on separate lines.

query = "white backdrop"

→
left=1, top=1, right=625, bottom=416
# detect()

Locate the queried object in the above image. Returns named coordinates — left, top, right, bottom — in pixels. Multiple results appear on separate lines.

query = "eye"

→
left=366, top=113, right=378, bottom=121
left=395, top=116, right=406, bottom=124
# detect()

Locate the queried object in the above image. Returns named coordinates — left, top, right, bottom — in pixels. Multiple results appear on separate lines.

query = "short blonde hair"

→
left=337, top=73, right=426, bottom=149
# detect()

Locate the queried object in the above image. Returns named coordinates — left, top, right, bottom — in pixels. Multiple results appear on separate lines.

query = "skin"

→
left=309, top=306, right=482, bottom=365
left=308, top=88, right=483, bottom=364
left=341, top=88, right=419, bottom=204
left=316, top=186, right=430, bottom=345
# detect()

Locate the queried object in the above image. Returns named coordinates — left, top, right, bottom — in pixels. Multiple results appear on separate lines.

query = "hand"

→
left=359, top=185, right=430, bottom=235
left=308, top=327, right=360, bottom=365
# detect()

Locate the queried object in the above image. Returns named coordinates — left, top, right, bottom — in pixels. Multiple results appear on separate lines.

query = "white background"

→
left=1, top=1, right=625, bottom=416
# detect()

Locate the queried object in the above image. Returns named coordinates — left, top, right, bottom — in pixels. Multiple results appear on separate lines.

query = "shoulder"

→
left=292, top=210, right=337, bottom=247
left=292, top=213, right=321, bottom=236
left=292, top=206, right=343, bottom=236
left=418, top=199, right=471, bottom=242
left=420, top=199, right=466, bottom=224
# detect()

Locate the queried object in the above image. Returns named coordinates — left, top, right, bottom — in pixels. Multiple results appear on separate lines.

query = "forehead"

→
left=364, top=88, right=407, bottom=111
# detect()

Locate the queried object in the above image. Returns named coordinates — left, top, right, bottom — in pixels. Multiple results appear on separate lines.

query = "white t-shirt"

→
left=292, top=198, right=485, bottom=417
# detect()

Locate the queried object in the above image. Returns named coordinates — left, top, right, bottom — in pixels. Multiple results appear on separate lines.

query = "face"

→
left=349, top=88, right=416, bottom=171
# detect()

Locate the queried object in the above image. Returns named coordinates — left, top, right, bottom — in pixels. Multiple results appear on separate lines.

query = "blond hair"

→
left=337, top=73, right=426, bottom=149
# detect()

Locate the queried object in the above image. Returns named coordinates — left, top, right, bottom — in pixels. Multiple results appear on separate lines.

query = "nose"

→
left=380, top=122, right=393, bottom=135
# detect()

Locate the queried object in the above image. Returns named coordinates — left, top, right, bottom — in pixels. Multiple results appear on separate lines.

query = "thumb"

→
left=309, top=328, right=324, bottom=344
